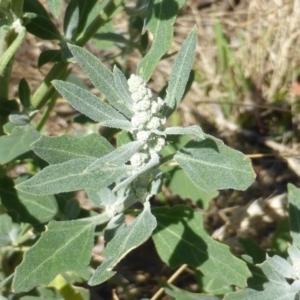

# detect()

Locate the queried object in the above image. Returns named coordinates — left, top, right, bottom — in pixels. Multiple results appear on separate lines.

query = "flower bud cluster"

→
left=127, top=74, right=166, bottom=174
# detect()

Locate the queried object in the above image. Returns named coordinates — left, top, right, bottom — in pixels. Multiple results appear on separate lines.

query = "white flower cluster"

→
left=127, top=74, right=166, bottom=170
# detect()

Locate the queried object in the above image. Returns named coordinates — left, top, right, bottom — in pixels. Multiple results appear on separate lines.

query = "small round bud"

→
left=136, top=131, right=151, bottom=143
left=130, top=153, right=147, bottom=167
left=131, top=92, right=141, bottom=102
left=147, top=89, right=153, bottom=98
left=128, top=74, right=145, bottom=93
left=157, top=97, right=164, bottom=106
left=160, top=116, right=166, bottom=126
left=131, top=115, right=144, bottom=130
left=146, top=117, right=161, bottom=130
left=151, top=97, right=164, bottom=114
left=138, top=111, right=151, bottom=123
left=134, top=99, right=151, bottom=111
left=137, top=86, right=148, bottom=98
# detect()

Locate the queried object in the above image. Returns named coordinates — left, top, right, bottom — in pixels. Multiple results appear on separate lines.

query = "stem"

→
left=36, top=90, right=58, bottom=131
left=87, top=193, right=140, bottom=227
left=0, top=57, right=13, bottom=100
left=76, top=0, right=125, bottom=46
left=151, top=264, right=188, bottom=300
left=0, top=0, right=25, bottom=100
left=0, top=21, right=25, bottom=132
left=0, top=26, right=26, bottom=77
left=31, top=63, right=68, bottom=109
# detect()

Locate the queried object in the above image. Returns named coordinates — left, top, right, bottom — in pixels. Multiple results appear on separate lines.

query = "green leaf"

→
left=47, top=0, right=63, bottom=18
left=0, top=231, right=11, bottom=247
left=9, top=114, right=30, bottom=125
left=239, top=286, right=300, bottom=300
left=88, top=202, right=157, bottom=285
left=68, top=44, right=133, bottom=118
left=0, top=176, right=58, bottom=225
left=12, top=219, right=95, bottom=292
left=104, top=213, right=126, bottom=243
left=162, top=281, right=219, bottom=300
left=86, top=187, right=116, bottom=208
left=113, top=153, right=160, bottom=192
left=37, top=286, right=65, bottom=298
left=174, top=136, right=255, bottom=192
left=267, top=255, right=296, bottom=279
left=238, top=237, right=266, bottom=264
left=85, top=141, right=141, bottom=172
left=65, top=199, right=81, bottom=220
left=32, top=133, right=113, bottom=165
left=25, top=15, right=62, bottom=40
left=137, top=0, right=186, bottom=81
left=244, top=259, right=296, bottom=300
left=163, top=27, right=197, bottom=117
left=63, top=0, right=80, bottom=39
left=18, top=78, right=31, bottom=108
left=164, top=125, right=204, bottom=139
left=200, top=275, right=233, bottom=295
left=23, top=0, right=49, bottom=18
left=0, top=213, right=15, bottom=246
left=16, top=158, right=131, bottom=196
left=162, top=134, right=193, bottom=158
left=0, top=214, right=13, bottom=236
left=224, top=290, right=255, bottom=300
left=38, top=50, right=62, bottom=68
left=94, top=32, right=129, bottom=46
left=0, top=125, right=40, bottom=164
left=164, top=168, right=218, bottom=210
left=116, top=130, right=133, bottom=147
left=287, top=245, right=300, bottom=277
left=52, top=80, right=132, bottom=131
left=73, top=0, right=101, bottom=41
left=152, top=205, right=251, bottom=288
left=288, top=184, right=300, bottom=247
left=113, top=66, right=133, bottom=110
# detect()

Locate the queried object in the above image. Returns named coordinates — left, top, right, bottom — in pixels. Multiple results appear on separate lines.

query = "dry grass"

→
left=188, top=0, right=300, bottom=102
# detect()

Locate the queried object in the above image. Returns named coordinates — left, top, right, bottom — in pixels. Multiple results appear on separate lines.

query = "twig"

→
left=112, top=289, right=120, bottom=300
left=151, top=264, right=188, bottom=300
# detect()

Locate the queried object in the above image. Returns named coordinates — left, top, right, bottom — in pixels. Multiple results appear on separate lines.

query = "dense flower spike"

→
left=127, top=74, right=166, bottom=196
left=128, top=74, right=166, bottom=156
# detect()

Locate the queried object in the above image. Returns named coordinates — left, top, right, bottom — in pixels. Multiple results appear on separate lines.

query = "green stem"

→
left=76, top=0, right=125, bottom=46
left=0, top=0, right=25, bottom=100
left=0, top=23, right=26, bottom=133
left=0, top=0, right=24, bottom=101
left=0, top=57, right=13, bottom=101
left=36, top=90, right=58, bottom=131
left=88, top=193, right=140, bottom=226
left=31, top=63, right=68, bottom=109
left=0, top=26, right=26, bottom=78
